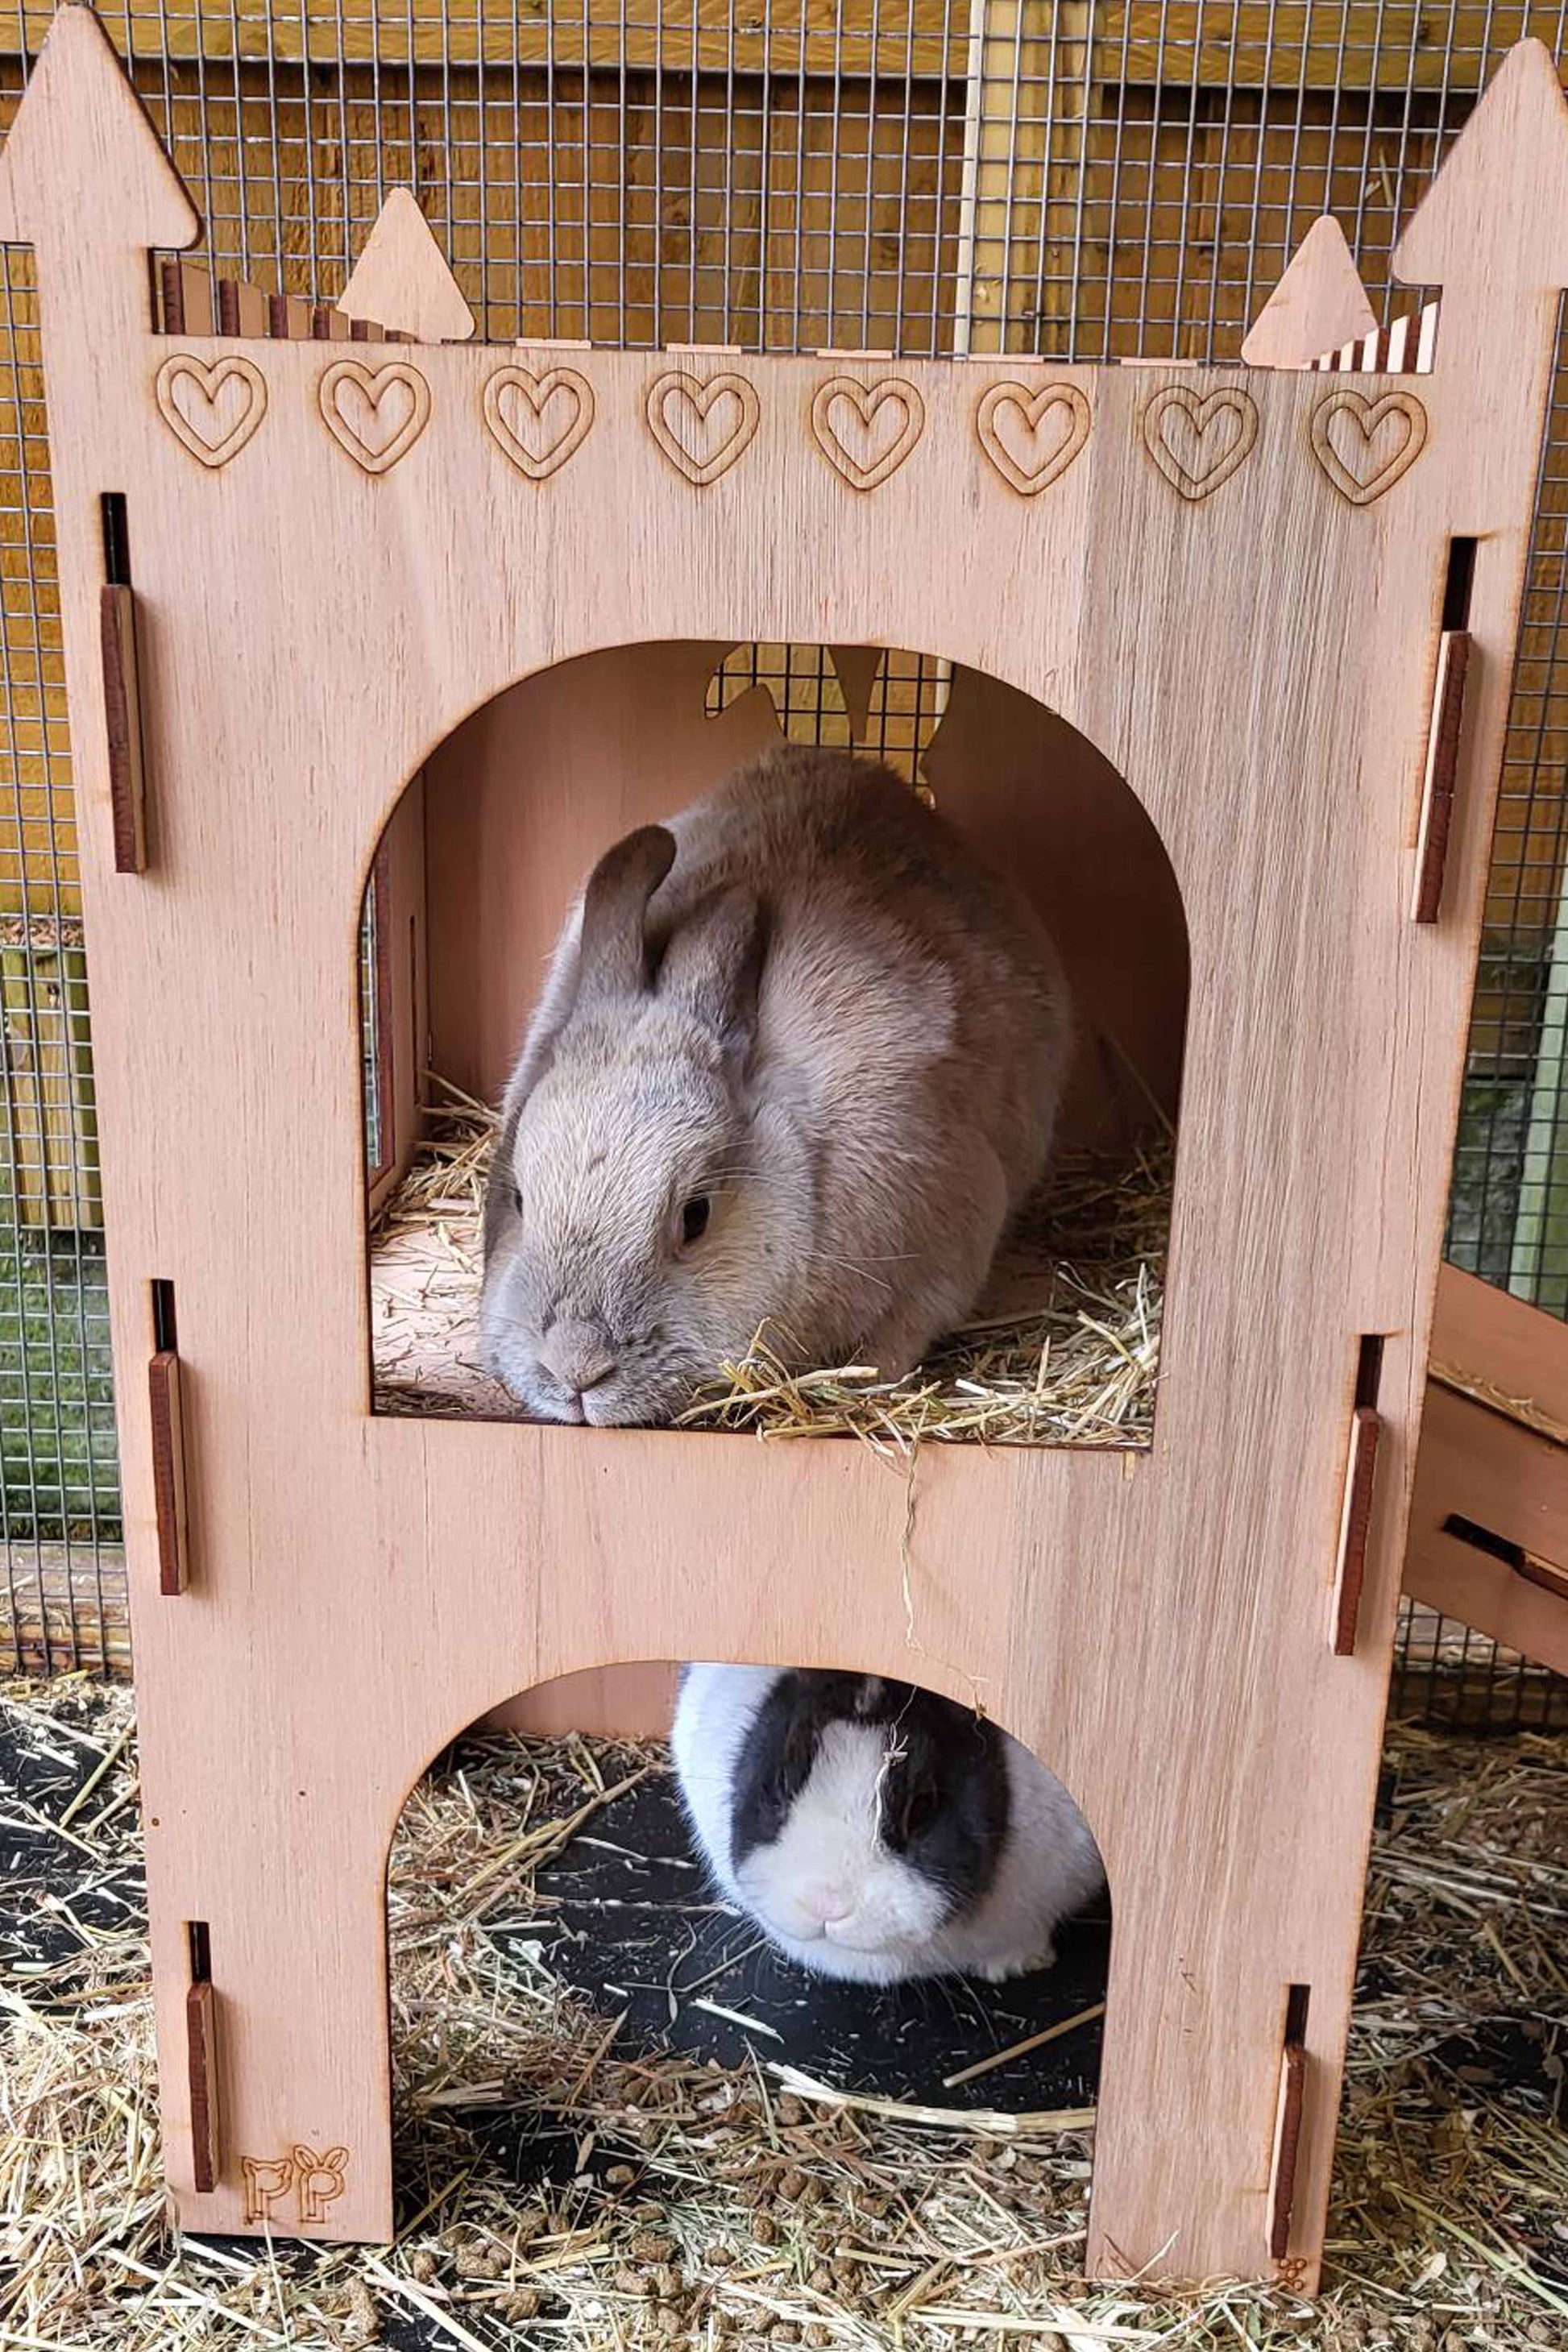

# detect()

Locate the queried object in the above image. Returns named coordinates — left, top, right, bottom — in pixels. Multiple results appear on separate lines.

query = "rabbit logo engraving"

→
left=241, top=2144, right=350, bottom=2224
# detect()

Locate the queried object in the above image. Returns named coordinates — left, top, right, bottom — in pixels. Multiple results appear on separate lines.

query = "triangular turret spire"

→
left=0, top=3, right=198, bottom=252
left=337, top=189, right=475, bottom=342
left=1241, top=217, right=1375, bottom=368
left=1395, top=40, right=1568, bottom=309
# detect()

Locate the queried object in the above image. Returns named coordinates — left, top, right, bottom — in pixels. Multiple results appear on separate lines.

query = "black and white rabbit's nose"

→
left=538, top=1316, right=617, bottom=1403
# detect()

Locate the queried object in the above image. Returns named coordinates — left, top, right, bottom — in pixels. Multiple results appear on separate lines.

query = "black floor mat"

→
left=508, top=1763, right=1110, bottom=2111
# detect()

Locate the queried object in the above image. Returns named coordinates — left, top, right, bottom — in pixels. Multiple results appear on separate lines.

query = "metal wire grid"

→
left=707, top=644, right=950, bottom=778
left=0, top=2, right=1566, bottom=1715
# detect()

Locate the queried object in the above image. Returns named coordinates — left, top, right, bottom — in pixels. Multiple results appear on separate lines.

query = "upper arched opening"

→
left=358, top=640, right=1188, bottom=1446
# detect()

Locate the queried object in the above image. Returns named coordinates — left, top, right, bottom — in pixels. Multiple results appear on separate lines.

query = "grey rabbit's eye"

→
left=681, top=1196, right=711, bottom=1246
left=512, top=1183, right=522, bottom=1214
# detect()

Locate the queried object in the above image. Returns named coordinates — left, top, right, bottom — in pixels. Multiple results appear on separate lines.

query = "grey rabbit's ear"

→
left=578, top=823, right=678, bottom=1004
left=658, top=886, right=766, bottom=1063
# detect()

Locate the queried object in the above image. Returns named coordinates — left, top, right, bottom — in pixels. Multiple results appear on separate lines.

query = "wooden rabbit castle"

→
left=7, top=2, right=1567, bottom=2288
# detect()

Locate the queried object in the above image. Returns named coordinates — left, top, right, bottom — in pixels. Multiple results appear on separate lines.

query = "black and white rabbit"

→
left=671, top=1664, right=1104, bottom=1986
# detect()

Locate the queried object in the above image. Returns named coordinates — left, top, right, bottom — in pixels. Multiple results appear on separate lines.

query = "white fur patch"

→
left=732, top=1721, right=949, bottom=1981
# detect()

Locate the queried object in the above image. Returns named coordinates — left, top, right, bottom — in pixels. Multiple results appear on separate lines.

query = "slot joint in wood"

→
left=149, top=1287, right=191, bottom=1595
left=185, top=1923, right=221, bottom=2193
left=1331, top=1337, right=1384, bottom=1656
left=1268, top=1985, right=1310, bottom=2260
left=1331, top=1408, right=1380, bottom=1655
left=1411, top=626, right=1471, bottom=924
left=100, top=582, right=148, bottom=873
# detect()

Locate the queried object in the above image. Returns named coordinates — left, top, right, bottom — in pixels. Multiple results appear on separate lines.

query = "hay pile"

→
left=2, top=1677, right=1565, bottom=2350
left=371, top=1085, right=1167, bottom=1447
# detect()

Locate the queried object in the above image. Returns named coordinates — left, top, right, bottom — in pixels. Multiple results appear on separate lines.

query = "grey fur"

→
left=480, top=744, right=1072, bottom=1425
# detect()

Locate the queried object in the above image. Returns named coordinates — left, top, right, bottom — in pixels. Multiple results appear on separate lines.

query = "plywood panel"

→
left=8, top=12, right=1562, bottom=2289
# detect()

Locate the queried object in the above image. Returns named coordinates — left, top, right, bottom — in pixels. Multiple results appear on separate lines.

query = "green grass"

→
left=0, top=1213, right=121, bottom=1547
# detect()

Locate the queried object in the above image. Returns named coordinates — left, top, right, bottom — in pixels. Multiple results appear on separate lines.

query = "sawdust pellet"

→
left=407, top=2250, right=438, bottom=2284
left=804, top=2329, right=833, bottom=2349
left=633, top=2231, right=675, bottom=2262
left=338, top=2277, right=380, bottom=2346
left=652, top=2263, right=682, bottom=2296
left=654, top=2304, right=687, bottom=2337
left=616, top=2267, right=654, bottom=2297
left=753, top=2212, right=781, bottom=2246
left=606, top=2162, right=637, bottom=2186
left=504, top=2288, right=541, bottom=2323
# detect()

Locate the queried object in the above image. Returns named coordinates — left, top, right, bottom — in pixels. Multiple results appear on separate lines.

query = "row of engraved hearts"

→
left=154, top=353, right=1430, bottom=509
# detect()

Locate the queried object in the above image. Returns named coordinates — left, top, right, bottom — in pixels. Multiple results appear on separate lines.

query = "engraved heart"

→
left=645, top=371, right=760, bottom=486
left=976, top=381, right=1091, bottom=496
left=811, top=375, right=925, bottom=491
left=1310, top=390, right=1428, bottom=508
left=155, top=354, right=268, bottom=470
left=1143, top=386, right=1259, bottom=501
left=483, top=365, right=595, bottom=480
left=318, top=359, right=431, bottom=475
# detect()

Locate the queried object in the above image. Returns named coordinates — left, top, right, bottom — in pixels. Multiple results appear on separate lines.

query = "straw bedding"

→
left=371, top=1084, right=1167, bottom=1448
left=2, top=1675, right=1564, bottom=2350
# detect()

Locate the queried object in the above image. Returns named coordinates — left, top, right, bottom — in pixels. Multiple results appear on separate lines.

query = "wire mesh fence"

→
left=2, top=0, right=1566, bottom=1719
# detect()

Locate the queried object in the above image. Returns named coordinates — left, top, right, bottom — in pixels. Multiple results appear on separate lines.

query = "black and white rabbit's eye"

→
left=898, top=1786, right=940, bottom=1844
left=680, top=1195, right=711, bottom=1247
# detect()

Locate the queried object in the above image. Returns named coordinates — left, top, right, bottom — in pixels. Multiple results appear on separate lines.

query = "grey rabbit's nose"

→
left=538, top=1317, right=616, bottom=1400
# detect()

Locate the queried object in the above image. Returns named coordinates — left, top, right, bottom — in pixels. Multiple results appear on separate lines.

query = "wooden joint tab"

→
left=1411, top=628, right=1471, bottom=923
left=1518, top=1547, right=1568, bottom=1605
left=1331, top=1405, right=1381, bottom=1656
left=149, top=1347, right=191, bottom=1594
left=1268, top=1986, right=1309, bottom=2259
left=185, top=1925, right=220, bottom=2192
left=100, top=583, right=147, bottom=873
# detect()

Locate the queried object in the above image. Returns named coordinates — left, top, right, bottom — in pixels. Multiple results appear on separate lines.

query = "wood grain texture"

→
left=1429, top=1260, right=1568, bottom=1431
left=974, top=380, right=1092, bottom=496
left=1242, top=217, right=1376, bottom=369
left=1412, top=630, right=1471, bottom=923
left=1140, top=385, right=1259, bottom=500
left=0, top=0, right=968, bottom=77
left=337, top=189, right=475, bottom=343
left=99, top=583, right=146, bottom=872
left=147, top=1349, right=189, bottom=1597
left=1404, top=1386, right=1568, bottom=1677
left=7, top=17, right=1558, bottom=2287
left=1267, top=2031, right=1308, bottom=2262
left=1309, top=389, right=1428, bottom=507
left=365, top=773, right=427, bottom=1224
left=185, top=1978, right=221, bottom=2195
left=155, top=353, right=268, bottom=470
left=1408, top=1264, right=1568, bottom=1674
left=1331, top=1408, right=1381, bottom=1657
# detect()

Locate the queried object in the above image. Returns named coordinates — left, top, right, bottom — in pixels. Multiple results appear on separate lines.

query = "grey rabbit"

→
left=480, top=742, right=1072, bottom=1425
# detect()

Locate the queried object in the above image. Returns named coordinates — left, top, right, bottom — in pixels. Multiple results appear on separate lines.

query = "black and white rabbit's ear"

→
left=657, top=886, right=767, bottom=1064
left=578, top=823, right=678, bottom=1003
